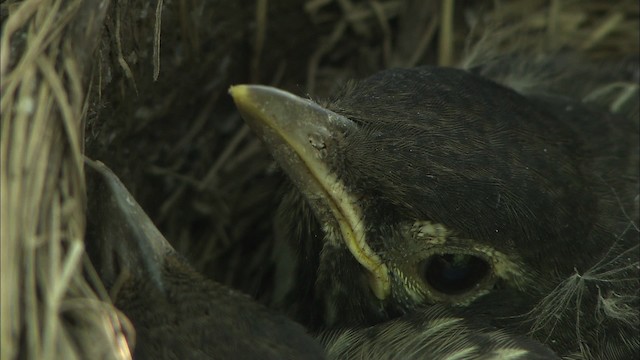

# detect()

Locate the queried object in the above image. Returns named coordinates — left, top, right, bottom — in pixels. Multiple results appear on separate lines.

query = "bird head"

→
left=229, top=66, right=621, bottom=329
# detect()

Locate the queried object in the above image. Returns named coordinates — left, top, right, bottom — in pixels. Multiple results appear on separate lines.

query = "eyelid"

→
left=387, top=221, right=532, bottom=306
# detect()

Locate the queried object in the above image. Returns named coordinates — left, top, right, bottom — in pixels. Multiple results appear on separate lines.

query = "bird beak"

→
left=229, top=85, right=390, bottom=300
left=85, top=157, right=173, bottom=293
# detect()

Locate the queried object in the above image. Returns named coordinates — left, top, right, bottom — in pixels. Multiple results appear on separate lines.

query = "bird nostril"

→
left=308, top=134, right=326, bottom=150
left=308, top=134, right=328, bottom=159
left=421, top=253, right=491, bottom=296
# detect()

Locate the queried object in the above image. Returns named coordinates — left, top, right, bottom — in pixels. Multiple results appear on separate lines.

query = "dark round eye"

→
left=422, top=253, right=491, bottom=295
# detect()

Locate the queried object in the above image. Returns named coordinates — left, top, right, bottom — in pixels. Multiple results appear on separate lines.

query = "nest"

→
left=1, top=0, right=637, bottom=358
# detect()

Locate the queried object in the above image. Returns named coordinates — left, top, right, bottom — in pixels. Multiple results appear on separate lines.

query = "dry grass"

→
left=1, top=0, right=637, bottom=359
left=463, top=0, right=639, bottom=65
left=1, top=0, right=131, bottom=359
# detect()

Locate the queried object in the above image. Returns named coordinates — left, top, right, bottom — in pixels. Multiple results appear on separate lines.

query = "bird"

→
left=84, top=154, right=560, bottom=360
left=84, top=158, right=325, bottom=360
left=229, top=58, right=639, bottom=359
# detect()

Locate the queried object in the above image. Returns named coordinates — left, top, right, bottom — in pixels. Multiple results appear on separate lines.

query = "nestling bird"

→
left=85, top=159, right=325, bottom=359
left=84, top=148, right=559, bottom=360
left=84, top=58, right=638, bottom=359
left=229, top=60, right=639, bottom=359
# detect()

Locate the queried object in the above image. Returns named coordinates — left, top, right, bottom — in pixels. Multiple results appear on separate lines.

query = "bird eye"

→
left=421, top=253, right=491, bottom=296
